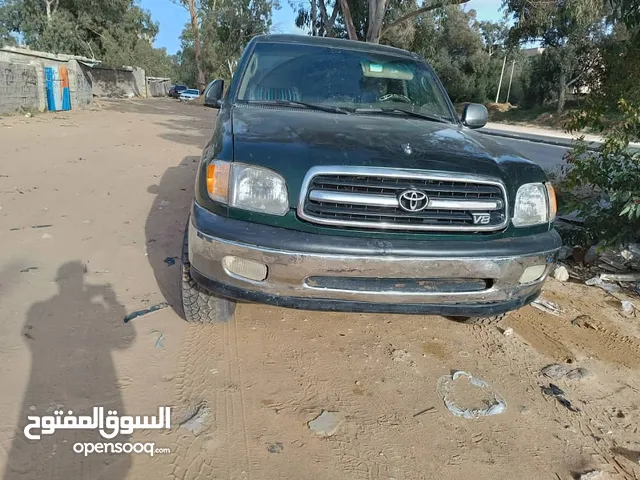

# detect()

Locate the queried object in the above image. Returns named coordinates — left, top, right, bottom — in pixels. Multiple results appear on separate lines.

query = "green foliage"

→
left=131, top=43, right=178, bottom=78
left=610, top=0, right=640, bottom=28
left=565, top=100, right=640, bottom=245
left=520, top=52, right=560, bottom=107
left=176, top=0, right=275, bottom=87
left=561, top=3, right=640, bottom=246
left=478, top=19, right=508, bottom=56
left=503, top=0, right=608, bottom=112
left=411, top=8, right=501, bottom=104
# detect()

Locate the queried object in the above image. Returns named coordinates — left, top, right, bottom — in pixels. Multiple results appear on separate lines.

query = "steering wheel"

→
left=379, top=93, right=412, bottom=103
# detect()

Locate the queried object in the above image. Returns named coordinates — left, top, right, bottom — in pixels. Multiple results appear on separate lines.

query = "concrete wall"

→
left=146, top=77, right=171, bottom=97
left=72, top=61, right=93, bottom=108
left=89, top=66, right=146, bottom=98
left=0, top=46, right=157, bottom=114
left=0, top=60, right=40, bottom=113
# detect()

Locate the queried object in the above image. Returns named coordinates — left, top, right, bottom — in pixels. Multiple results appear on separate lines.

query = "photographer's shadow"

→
left=4, top=261, right=135, bottom=480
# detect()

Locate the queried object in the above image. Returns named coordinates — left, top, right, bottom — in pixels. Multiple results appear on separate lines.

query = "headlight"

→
left=513, top=182, right=555, bottom=227
left=206, top=161, right=289, bottom=216
left=231, top=164, right=289, bottom=215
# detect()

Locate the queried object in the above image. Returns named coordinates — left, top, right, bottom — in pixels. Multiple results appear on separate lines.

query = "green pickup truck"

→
left=181, top=34, right=561, bottom=325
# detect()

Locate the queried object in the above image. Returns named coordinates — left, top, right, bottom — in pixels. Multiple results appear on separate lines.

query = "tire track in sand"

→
left=168, top=320, right=259, bottom=480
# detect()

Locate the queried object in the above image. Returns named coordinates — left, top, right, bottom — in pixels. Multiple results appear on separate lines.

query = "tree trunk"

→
left=318, top=0, right=330, bottom=36
left=186, top=0, right=206, bottom=91
left=339, top=0, right=359, bottom=40
left=45, top=0, right=53, bottom=21
left=367, top=0, right=375, bottom=42
left=45, top=0, right=59, bottom=22
left=366, top=0, right=387, bottom=43
left=318, top=0, right=340, bottom=37
left=557, top=67, right=567, bottom=114
left=311, top=0, right=317, bottom=36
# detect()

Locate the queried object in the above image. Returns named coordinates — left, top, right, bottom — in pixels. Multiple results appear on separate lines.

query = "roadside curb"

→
left=480, top=128, right=590, bottom=149
left=480, top=127, right=640, bottom=152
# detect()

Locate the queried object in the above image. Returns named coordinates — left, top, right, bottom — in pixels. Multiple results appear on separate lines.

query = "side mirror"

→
left=204, top=79, right=224, bottom=109
left=461, top=103, right=488, bottom=129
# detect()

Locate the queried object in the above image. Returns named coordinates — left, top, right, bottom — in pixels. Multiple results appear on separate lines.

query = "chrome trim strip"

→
left=297, top=166, right=509, bottom=232
left=427, top=198, right=503, bottom=210
left=309, top=190, right=398, bottom=207
left=309, top=190, right=502, bottom=211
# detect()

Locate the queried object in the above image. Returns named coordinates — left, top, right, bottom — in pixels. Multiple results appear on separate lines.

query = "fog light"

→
left=222, top=256, right=268, bottom=281
left=519, top=265, right=546, bottom=284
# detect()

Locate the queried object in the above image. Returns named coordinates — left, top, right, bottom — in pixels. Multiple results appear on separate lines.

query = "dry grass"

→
left=485, top=102, right=513, bottom=114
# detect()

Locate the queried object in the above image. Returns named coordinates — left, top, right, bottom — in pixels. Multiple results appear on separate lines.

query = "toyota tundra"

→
left=180, top=34, right=561, bottom=325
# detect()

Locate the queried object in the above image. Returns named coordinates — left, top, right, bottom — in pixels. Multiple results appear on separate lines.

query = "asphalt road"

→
left=483, top=134, right=570, bottom=173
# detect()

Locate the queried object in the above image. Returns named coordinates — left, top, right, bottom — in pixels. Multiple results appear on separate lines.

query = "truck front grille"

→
left=297, top=167, right=509, bottom=232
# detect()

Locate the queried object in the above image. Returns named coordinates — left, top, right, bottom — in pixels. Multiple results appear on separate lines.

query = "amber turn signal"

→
left=206, top=161, right=231, bottom=203
left=546, top=183, right=557, bottom=221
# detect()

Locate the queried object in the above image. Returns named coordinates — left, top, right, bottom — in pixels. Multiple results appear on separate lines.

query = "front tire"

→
left=181, top=220, right=236, bottom=323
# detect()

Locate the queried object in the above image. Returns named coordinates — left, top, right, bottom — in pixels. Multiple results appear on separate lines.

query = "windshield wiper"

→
left=354, top=107, right=451, bottom=124
left=242, top=99, right=351, bottom=115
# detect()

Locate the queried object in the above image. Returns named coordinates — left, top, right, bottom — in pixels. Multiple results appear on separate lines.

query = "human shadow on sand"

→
left=3, top=261, right=136, bottom=480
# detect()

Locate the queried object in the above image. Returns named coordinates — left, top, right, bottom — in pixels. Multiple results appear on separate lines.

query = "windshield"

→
left=235, top=42, right=455, bottom=121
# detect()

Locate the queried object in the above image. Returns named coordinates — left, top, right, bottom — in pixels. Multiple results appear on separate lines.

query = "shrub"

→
left=564, top=99, right=640, bottom=246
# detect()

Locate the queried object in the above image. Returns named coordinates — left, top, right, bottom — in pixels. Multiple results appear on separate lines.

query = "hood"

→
left=231, top=105, right=546, bottom=203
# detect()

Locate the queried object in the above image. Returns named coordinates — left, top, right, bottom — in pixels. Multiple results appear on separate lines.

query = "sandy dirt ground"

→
left=0, top=98, right=639, bottom=480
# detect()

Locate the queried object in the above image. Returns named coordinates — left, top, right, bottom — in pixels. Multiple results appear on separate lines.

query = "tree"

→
left=478, top=19, right=508, bottom=57
left=610, top=0, right=640, bottom=28
left=175, top=0, right=275, bottom=87
left=292, top=0, right=340, bottom=36
left=44, top=0, right=58, bottom=21
left=293, top=0, right=472, bottom=43
left=0, top=0, right=175, bottom=76
left=560, top=0, right=640, bottom=247
left=503, top=0, right=608, bottom=113
left=204, top=0, right=273, bottom=78
left=411, top=7, right=493, bottom=103
left=173, top=0, right=206, bottom=90
left=131, top=43, right=178, bottom=78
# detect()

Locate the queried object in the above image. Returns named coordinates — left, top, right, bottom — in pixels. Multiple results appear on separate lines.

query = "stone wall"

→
left=0, top=60, right=39, bottom=113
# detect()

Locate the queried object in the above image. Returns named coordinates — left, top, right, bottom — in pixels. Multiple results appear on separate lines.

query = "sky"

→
left=140, top=0, right=507, bottom=55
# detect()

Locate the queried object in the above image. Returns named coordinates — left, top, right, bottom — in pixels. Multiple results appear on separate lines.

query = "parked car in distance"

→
left=182, top=34, right=560, bottom=326
left=169, top=85, right=188, bottom=98
left=179, top=89, right=201, bottom=101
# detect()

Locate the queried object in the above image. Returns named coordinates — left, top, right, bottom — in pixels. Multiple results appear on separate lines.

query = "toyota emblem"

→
left=398, top=189, right=428, bottom=212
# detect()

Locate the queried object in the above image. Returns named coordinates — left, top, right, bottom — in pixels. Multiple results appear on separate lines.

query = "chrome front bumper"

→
left=188, top=213, right=559, bottom=311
